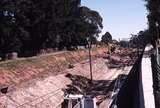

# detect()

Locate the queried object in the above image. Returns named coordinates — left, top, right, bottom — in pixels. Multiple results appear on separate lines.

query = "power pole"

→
left=87, top=37, right=93, bottom=82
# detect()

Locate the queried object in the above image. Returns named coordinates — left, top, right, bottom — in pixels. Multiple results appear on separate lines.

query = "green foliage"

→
left=129, top=30, right=151, bottom=48
left=0, top=0, right=103, bottom=58
left=144, top=0, right=160, bottom=44
left=101, top=32, right=112, bottom=44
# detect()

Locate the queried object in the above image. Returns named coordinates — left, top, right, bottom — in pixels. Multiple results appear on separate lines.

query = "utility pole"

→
left=87, top=37, right=93, bottom=82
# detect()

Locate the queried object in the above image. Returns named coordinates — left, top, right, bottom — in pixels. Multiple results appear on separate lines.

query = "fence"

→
left=73, top=102, right=81, bottom=108
left=109, top=52, right=144, bottom=108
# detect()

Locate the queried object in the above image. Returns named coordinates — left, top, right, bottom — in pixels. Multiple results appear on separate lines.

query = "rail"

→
left=73, top=102, right=81, bottom=108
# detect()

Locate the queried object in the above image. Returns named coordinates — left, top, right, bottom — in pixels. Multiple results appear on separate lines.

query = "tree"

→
left=0, top=0, right=103, bottom=58
left=101, top=32, right=112, bottom=44
left=144, top=0, right=160, bottom=47
left=0, top=0, right=23, bottom=59
left=129, top=30, right=151, bottom=48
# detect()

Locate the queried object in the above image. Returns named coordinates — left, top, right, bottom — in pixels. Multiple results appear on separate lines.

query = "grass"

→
left=0, top=47, right=108, bottom=71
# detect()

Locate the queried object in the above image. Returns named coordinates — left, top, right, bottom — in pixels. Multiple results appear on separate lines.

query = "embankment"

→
left=0, top=47, right=108, bottom=86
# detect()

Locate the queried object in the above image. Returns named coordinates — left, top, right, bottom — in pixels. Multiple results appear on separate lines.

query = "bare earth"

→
left=0, top=58, right=131, bottom=108
left=0, top=46, right=137, bottom=108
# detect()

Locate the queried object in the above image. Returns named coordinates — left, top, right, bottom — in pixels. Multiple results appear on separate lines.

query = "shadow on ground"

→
left=61, top=73, right=127, bottom=107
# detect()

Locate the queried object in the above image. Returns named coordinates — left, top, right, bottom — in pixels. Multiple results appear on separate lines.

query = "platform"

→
left=142, top=47, right=155, bottom=108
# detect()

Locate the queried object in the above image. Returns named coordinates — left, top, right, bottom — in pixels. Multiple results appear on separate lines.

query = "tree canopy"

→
left=130, top=30, right=151, bottom=48
left=145, top=0, right=160, bottom=46
left=0, top=0, right=103, bottom=58
left=101, top=32, right=112, bottom=44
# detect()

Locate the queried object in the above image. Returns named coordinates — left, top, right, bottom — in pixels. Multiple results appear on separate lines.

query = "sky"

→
left=81, top=0, right=148, bottom=40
